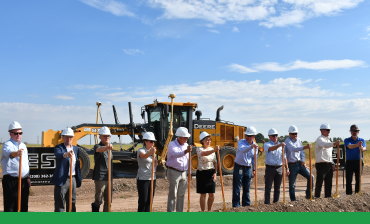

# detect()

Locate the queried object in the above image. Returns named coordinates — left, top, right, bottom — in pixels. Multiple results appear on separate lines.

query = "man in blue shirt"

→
left=344, top=124, right=367, bottom=195
left=232, top=126, right=258, bottom=207
left=264, top=128, right=289, bottom=204
left=285, top=125, right=313, bottom=201
left=1, top=121, right=30, bottom=212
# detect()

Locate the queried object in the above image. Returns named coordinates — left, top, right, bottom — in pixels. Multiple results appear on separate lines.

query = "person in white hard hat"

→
left=50, top=127, right=82, bottom=212
left=196, top=131, right=219, bottom=211
left=166, top=127, right=192, bottom=212
left=315, top=123, right=341, bottom=198
left=284, top=125, right=313, bottom=201
left=232, top=126, right=258, bottom=207
left=91, top=126, right=114, bottom=212
left=1, top=121, right=30, bottom=212
left=136, top=132, right=158, bottom=212
left=263, top=128, right=288, bottom=204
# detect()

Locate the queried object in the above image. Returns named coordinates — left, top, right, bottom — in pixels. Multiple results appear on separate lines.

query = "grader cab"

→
left=40, top=96, right=246, bottom=179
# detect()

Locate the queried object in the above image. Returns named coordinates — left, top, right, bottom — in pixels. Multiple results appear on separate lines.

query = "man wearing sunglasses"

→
left=232, top=126, right=258, bottom=207
left=264, top=128, right=288, bottom=204
left=344, top=124, right=367, bottom=195
left=314, top=123, right=341, bottom=198
left=285, top=125, right=313, bottom=201
left=1, top=121, right=30, bottom=212
left=91, top=126, right=114, bottom=212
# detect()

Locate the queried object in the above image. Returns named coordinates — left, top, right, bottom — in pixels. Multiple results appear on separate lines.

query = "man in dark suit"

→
left=50, top=127, right=82, bottom=212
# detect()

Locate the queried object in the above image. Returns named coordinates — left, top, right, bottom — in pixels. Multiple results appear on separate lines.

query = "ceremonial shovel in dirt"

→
left=18, top=153, right=22, bottom=212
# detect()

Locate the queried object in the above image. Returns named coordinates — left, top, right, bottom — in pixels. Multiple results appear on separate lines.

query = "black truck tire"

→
left=79, top=148, right=91, bottom=179
left=219, top=146, right=236, bottom=175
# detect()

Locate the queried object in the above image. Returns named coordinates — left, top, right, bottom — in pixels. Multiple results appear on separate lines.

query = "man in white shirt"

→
left=1, top=121, right=30, bottom=212
left=314, top=123, right=340, bottom=198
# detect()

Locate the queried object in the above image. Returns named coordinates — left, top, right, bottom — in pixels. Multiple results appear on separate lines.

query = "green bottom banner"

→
left=0, top=213, right=369, bottom=224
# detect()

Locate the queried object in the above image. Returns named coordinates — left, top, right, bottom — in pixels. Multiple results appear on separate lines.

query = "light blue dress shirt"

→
left=1, top=139, right=30, bottom=178
left=234, top=139, right=257, bottom=169
left=264, top=141, right=286, bottom=166
left=284, top=137, right=305, bottom=163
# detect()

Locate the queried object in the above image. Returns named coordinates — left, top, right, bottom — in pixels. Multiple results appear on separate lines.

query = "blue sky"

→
left=1, top=0, right=370, bottom=144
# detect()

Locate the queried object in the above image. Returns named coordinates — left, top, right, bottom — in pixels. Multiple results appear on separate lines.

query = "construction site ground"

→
left=1, top=165, right=370, bottom=212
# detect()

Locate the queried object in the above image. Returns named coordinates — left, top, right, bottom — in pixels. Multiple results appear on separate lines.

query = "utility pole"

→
left=37, top=135, right=39, bottom=145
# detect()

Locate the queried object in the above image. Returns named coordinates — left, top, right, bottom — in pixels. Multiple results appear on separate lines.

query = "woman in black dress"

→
left=196, top=132, right=220, bottom=211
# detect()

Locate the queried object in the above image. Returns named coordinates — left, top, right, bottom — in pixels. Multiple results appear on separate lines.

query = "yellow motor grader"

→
left=39, top=94, right=248, bottom=180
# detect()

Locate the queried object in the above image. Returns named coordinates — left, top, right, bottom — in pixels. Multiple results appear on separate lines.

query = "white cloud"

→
left=148, top=0, right=363, bottom=28
left=232, top=26, right=240, bottom=32
left=230, top=59, right=366, bottom=73
left=342, top=83, right=350, bottom=86
left=266, top=44, right=270, bottom=47
left=228, top=63, right=258, bottom=74
left=208, top=29, right=220, bottom=34
left=2, top=78, right=370, bottom=144
left=54, top=95, right=74, bottom=100
left=315, top=78, right=325, bottom=82
left=80, top=0, right=135, bottom=17
left=123, top=49, right=145, bottom=55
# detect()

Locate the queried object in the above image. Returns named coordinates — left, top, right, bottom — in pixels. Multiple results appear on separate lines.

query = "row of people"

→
left=0, top=121, right=366, bottom=212
left=232, top=123, right=366, bottom=207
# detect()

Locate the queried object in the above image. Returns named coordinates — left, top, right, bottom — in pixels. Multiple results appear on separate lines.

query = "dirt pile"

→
left=225, top=192, right=370, bottom=212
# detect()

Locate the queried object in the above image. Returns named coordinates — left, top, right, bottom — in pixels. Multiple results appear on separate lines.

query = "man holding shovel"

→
left=1, top=121, right=30, bottom=212
left=314, top=123, right=341, bottom=198
left=91, top=126, right=114, bottom=212
left=51, top=127, right=82, bottom=212
left=166, top=127, right=192, bottom=212
left=264, top=128, right=288, bottom=204
left=344, top=124, right=366, bottom=195
left=232, top=126, right=258, bottom=207
left=285, top=125, right=314, bottom=201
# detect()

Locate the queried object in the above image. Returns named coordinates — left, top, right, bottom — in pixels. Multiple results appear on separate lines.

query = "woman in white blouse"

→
left=196, top=132, right=220, bottom=211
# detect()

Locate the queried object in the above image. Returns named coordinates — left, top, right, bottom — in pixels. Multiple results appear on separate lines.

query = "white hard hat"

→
left=61, top=127, right=74, bottom=136
left=175, top=127, right=191, bottom=138
left=245, top=126, right=257, bottom=136
left=8, top=121, right=22, bottom=131
left=199, top=132, right=210, bottom=141
left=268, top=128, right=278, bottom=136
left=99, top=126, right=111, bottom=136
left=143, top=132, right=156, bottom=141
left=320, top=123, right=331, bottom=130
left=288, top=125, right=299, bottom=133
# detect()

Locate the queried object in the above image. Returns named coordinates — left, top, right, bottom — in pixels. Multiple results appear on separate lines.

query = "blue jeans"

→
left=232, top=163, right=252, bottom=207
left=288, top=161, right=314, bottom=201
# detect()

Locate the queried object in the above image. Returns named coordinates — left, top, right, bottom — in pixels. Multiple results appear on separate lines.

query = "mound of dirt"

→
left=223, top=192, right=370, bottom=212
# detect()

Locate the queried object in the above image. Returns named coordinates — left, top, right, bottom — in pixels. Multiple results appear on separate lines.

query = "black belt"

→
left=235, top=163, right=251, bottom=169
left=167, top=166, right=186, bottom=172
left=288, top=161, right=301, bottom=164
left=3, top=175, right=29, bottom=179
left=266, top=164, right=282, bottom=168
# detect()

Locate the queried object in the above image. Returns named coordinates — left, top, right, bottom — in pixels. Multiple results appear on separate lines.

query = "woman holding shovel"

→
left=196, top=132, right=219, bottom=212
left=136, top=132, right=157, bottom=212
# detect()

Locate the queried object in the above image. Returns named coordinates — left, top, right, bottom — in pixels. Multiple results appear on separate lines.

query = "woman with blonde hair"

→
left=196, top=132, right=219, bottom=211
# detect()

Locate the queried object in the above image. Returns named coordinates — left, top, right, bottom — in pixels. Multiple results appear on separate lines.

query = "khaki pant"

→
left=167, top=169, right=187, bottom=212
left=92, top=180, right=112, bottom=212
